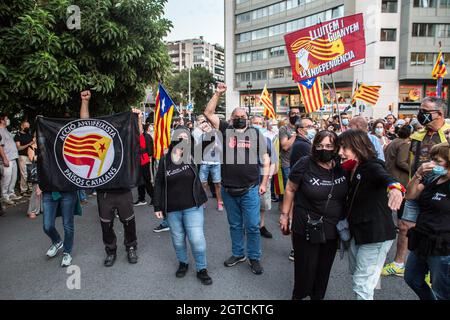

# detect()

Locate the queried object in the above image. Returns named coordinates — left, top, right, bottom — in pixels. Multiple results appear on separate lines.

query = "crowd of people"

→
left=1, top=84, right=449, bottom=300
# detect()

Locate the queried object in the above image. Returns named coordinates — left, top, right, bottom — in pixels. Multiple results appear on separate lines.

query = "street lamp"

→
left=184, top=52, right=192, bottom=105
left=246, top=81, right=253, bottom=115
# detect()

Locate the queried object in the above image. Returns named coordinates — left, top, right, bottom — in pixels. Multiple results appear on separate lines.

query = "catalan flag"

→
left=261, top=85, right=276, bottom=119
left=63, top=133, right=111, bottom=178
left=432, top=51, right=447, bottom=80
left=154, top=84, right=175, bottom=160
left=351, top=84, right=381, bottom=105
left=297, top=77, right=324, bottom=114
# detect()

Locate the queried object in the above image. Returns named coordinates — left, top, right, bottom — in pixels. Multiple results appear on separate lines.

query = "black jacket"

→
left=290, top=136, right=311, bottom=168
left=346, top=159, right=398, bottom=245
left=153, top=154, right=207, bottom=216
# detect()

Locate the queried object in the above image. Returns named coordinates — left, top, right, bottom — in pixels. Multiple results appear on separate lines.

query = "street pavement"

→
left=0, top=192, right=417, bottom=300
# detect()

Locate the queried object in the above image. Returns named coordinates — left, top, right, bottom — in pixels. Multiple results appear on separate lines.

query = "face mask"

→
left=342, top=119, right=349, bottom=126
left=417, top=110, right=434, bottom=126
left=23, top=127, right=30, bottom=134
left=253, top=125, right=262, bottom=130
left=375, top=128, right=384, bottom=136
left=233, top=118, right=247, bottom=129
left=306, top=129, right=316, bottom=141
left=341, top=159, right=358, bottom=171
left=314, top=149, right=335, bottom=163
left=432, top=165, right=448, bottom=176
left=289, top=115, right=299, bottom=126
left=5, top=119, right=10, bottom=127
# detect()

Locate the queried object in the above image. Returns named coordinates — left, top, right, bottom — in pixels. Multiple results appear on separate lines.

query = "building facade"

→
left=167, top=37, right=225, bottom=82
left=225, top=0, right=450, bottom=119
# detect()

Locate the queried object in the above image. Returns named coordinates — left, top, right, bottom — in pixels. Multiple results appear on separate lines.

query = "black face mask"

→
left=417, top=110, right=434, bottom=126
left=313, top=149, right=335, bottom=163
left=289, top=115, right=299, bottom=126
left=23, top=128, right=30, bottom=134
left=233, top=118, right=247, bottom=129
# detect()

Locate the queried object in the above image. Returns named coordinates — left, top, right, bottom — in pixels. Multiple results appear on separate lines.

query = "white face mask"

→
left=5, top=119, right=10, bottom=126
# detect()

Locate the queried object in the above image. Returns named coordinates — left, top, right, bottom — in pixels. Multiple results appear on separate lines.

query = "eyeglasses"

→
left=315, top=144, right=335, bottom=150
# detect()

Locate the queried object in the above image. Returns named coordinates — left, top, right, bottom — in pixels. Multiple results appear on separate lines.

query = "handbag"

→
left=223, top=184, right=254, bottom=197
left=26, top=162, right=38, bottom=183
left=305, top=214, right=326, bottom=244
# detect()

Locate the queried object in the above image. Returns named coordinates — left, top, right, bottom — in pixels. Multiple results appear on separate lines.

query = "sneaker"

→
left=9, top=194, right=22, bottom=201
left=271, top=197, right=279, bottom=203
left=381, top=262, right=405, bottom=277
left=197, top=269, right=213, bottom=285
left=127, top=247, right=138, bottom=264
left=27, top=212, right=37, bottom=219
left=46, top=241, right=63, bottom=258
left=61, top=253, right=72, bottom=267
left=133, top=200, right=147, bottom=207
left=104, top=253, right=117, bottom=267
left=289, top=249, right=294, bottom=262
left=153, top=224, right=170, bottom=233
left=248, top=259, right=264, bottom=275
left=3, top=199, right=14, bottom=206
left=217, top=202, right=224, bottom=212
left=80, top=200, right=88, bottom=205
left=425, top=272, right=432, bottom=288
left=224, top=255, right=246, bottom=267
left=176, top=262, right=189, bottom=278
left=260, top=226, right=273, bottom=239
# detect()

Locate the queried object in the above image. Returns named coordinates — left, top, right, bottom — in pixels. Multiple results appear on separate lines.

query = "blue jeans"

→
left=166, top=206, right=207, bottom=271
left=221, top=185, right=261, bottom=261
left=199, top=163, right=221, bottom=183
left=160, top=217, right=169, bottom=228
left=78, top=190, right=87, bottom=202
left=405, top=251, right=450, bottom=300
left=280, top=167, right=290, bottom=200
left=348, top=239, right=394, bottom=300
left=42, top=192, right=77, bottom=254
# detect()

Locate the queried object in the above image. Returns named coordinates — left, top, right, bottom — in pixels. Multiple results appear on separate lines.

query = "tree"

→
left=167, top=67, right=216, bottom=115
left=0, top=0, right=173, bottom=119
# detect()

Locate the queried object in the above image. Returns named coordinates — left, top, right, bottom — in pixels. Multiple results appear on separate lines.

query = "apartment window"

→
left=252, top=28, right=268, bottom=40
left=252, top=7, right=268, bottom=20
left=237, top=32, right=251, bottom=42
left=269, top=23, right=286, bottom=37
left=332, top=6, right=344, bottom=18
left=236, top=52, right=251, bottom=64
left=413, top=0, right=436, bottom=7
left=251, top=70, right=267, bottom=81
left=252, top=50, right=268, bottom=61
left=269, top=46, right=285, bottom=58
left=236, top=12, right=251, bottom=24
left=412, top=23, right=435, bottom=37
left=438, top=24, right=450, bottom=38
left=382, top=0, right=398, bottom=12
left=380, top=28, right=397, bottom=41
left=287, top=0, right=299, bottom=9
left=440, top=0, right=450, bottom=8
left=410, top=52, right=435, bottom=65
left=270, top=68, right=285, bottom=79
left=268, top=2, right=287, bottom=16
left=380, top=57, right=396, bottom=69
left=236, top=72, right=251, bottom=82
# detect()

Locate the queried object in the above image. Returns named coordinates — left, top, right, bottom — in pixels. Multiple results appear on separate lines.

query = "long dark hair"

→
left=338, top=129, right=377, bottom=162
left=311, top=130, right=338, bottom=163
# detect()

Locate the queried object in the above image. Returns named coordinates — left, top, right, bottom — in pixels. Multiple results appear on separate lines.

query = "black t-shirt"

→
left=166, top=159, right=196, bottom=212
left=417, top=178, right=450, bottom=233
left=14, top=131, right=33, bottom=156
left=218, top=121, right=267, bottom=188
left=288, top=156, right=348, bottom=239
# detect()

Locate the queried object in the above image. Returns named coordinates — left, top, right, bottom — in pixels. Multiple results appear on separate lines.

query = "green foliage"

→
left=167, top=67, right=216, bottom=115
left=0, top=0, right=173, bottom=118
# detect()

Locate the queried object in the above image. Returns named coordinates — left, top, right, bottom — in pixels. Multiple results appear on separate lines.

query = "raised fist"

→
left=216, top=83, right=227, bottom=95
left=81, top=90, right=91, bottom=101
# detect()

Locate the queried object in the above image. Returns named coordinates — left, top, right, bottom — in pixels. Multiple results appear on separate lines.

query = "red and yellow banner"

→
left=284, top=13, right=366, bottom=82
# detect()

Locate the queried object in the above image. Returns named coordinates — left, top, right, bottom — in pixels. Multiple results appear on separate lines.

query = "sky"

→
left=164, top=0, right=224, bottom=45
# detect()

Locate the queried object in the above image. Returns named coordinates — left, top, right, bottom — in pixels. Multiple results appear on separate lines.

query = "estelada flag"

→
left=351, top=84, right=381, bottom=105
left=36, top=112, right=140, bottom=192
left=261, top=85, right=276, bottom=119
left=154, top=84, right=175, bottom=159
left=273, top=138, right=284, bottom=195
left=284, top=13, right=366, bottom=82
left=297, top=77, right=324, bottom=113
left=432, top=50, right=447, bottom=79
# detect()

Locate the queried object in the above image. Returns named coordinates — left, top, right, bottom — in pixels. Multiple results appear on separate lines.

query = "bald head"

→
left=349, top=116, right=369, bottom=132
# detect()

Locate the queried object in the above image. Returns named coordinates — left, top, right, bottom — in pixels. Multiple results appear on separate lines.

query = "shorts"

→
left=260, top=176, right=271, bottom=211
left=199, top=163, right=221, bottom=183
left=401, top=199, right=420, bottom=223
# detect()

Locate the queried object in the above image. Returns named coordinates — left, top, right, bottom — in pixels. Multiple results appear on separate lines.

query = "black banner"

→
left=36, top=112, right=140, bottom=191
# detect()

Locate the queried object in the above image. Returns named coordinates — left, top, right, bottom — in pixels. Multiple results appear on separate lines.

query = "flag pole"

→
left=437, top=41, right=442, bottom=98
left=330, top=72, right=342, bottom=127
